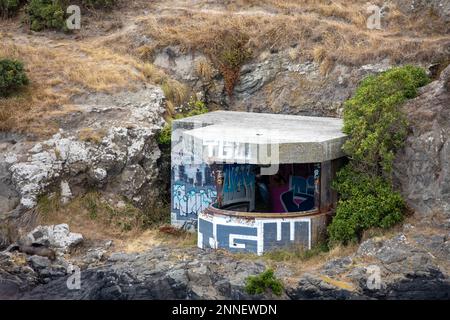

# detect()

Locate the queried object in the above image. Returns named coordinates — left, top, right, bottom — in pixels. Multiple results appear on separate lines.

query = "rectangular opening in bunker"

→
left=213, top=163, right=321, bottom=213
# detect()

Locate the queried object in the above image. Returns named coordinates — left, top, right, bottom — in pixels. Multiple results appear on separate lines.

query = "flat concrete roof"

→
left=174, top=111, right=347, bottom=164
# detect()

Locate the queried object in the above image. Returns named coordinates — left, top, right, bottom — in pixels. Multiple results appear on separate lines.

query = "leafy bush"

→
left=245, top=269, right=284, bottom=296
left=0, top=59, right=29, bottom=97
left=342, top=65, right=429, bottom=175
left=157, top=122, right=172, bottom=146
left=25, top=0, right=66, bottom=31
left=329, top=65, right=430, bottom=244
left=328, top=165, right=405, bottom=244
left=183, top=97, right=208, bottom=117
left=0, top=0, right=25, bottom=18
left=157, top=98, right=208, bottom=146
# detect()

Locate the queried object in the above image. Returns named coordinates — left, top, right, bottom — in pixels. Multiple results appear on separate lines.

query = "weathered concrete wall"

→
left=171, top=119, right=217, bottom=227
left=198, top=209, right=330, bottom=255
left=175, top=111, right=347, bottom=164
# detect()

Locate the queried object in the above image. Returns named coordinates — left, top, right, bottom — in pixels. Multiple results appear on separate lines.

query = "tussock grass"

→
left=140, top=0, right=449, bottom=74
left=0, top=34, right=171, bottom=135
left=1, top=0, right=449, bottom=135
left=37, top=191, right=171, bottom=240
left=78, top=127, right=106, bottom=144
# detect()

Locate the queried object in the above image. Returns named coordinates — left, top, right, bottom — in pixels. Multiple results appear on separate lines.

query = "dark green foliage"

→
left=157, top=122, right=172, bottom=146
left=329, top=65, right=430, bottom=245
left=182, top=98, right=208, bottom=118
left=157, top=98, right=208, bottom=145
left=328, top=165, right=405, bottom=244
left=0, top=59, right=29, bottom=97
left=25, top=0, right=66, bottom=31
left=245, top=269, right=284, bottom=296
left=342, top=65, right=430, bottom=175
left=0, top=0, right=25, bottom=18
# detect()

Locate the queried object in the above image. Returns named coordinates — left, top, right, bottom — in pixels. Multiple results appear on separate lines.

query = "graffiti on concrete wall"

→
left=221, top=164, right=256, bottom=210
left=270, top=164, right=321, bottom=212
left=280, top=175, right=316, bottom=212
left=198, top=214, right=311, bottom=255
left=171, top=163, right=216, bottom=221
left=173, top=183, right=217, bottom=217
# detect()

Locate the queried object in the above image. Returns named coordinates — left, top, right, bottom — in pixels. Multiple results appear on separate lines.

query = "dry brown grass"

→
left=35, top=191, right=195, bottom=252
left=195, top=57, right=215, bottom=81
left=140, top=0, right=449, bottom=70
left=37, top=192, right=139, bottom=240
left=0, top=32, right=169, bottom=136
left=1, top=0, right=449, bottom=135
left=230, top=241, right=359, bottom=277
left=78, top=127, right=107, bottom=144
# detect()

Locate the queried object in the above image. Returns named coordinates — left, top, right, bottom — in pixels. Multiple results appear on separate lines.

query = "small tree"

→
left=342, top=65, right=430, bottom=176
left=25, top=0, right=66, bottom=31
left=206, top=29, right=252, bottom=97
left=329, top=65, right=430, bottom=244
left=0, top=59, right=29, bottom=97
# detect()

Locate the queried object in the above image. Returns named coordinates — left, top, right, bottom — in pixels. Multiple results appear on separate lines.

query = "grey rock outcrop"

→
left=1, top=223, right=449, bottom=300
left=17, top=247, right=269, bottom=300
left=394, top=65, right=450, bottom=217
left=0, top=86, right=166, bottom=220
left=25, top=224, right=83, bottom=254
left=288, top=231, right=450, bottom=300
left=153, top=45, right=394, bottom=117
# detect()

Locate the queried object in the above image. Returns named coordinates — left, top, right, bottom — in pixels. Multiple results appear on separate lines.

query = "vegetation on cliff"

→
left=0, top=58, right=29, bottom=97
left=245, top=269, right=284, bottom=296
left=329, top=65, right=430, bottom=244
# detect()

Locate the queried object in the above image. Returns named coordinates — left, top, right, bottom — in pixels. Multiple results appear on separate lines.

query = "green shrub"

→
left=0, top=59, right=29, bottom=97
left=183, top=97, right=208, bottom=117
left=328, top=165, right=405, bottom=244
left=329, top=65, right=429, bottom=245
left=245, top=269, right=284, bottom=296
left=342, top=65, right=429, bottom=175
left=25, top=0, right=66, bottom=31
left=157, top=122, right=172, bottom=146
left=158, top=97, right=208, bottom=146
left=0, top=0, right=25, bottom=18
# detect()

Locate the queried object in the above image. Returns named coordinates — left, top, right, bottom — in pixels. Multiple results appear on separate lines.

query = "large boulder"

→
left=24, top=224, right=83, bottom=254
left=394, top=65, right=450, bottom=217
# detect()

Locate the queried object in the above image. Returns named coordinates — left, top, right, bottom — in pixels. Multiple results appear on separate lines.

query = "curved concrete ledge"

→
left=198, top=206, right=332, bottom=255
left=205, top=205, right=332, bottom=219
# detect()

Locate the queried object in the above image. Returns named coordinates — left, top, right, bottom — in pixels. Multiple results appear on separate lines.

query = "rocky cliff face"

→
left=0, top=86, right=166, bottom=224
left=1, top=62, right=449, bottom=301
left=394, top=65, right=450, bottom=217
left=154, top=46, right=393, bottom=117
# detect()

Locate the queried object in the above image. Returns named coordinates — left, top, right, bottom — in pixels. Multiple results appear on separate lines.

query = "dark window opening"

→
left=212, top=163, right=320, bottom=214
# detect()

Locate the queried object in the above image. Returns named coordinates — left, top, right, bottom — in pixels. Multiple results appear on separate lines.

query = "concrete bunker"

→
left=171, top=111, right=347, bottom=255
